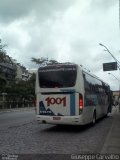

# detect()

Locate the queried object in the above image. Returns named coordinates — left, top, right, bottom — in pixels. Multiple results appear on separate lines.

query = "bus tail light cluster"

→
left=79, top=94, right=83, bottom=113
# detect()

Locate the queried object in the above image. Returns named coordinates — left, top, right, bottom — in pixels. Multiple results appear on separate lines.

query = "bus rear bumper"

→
left=36, top=115, right=84, bottom=125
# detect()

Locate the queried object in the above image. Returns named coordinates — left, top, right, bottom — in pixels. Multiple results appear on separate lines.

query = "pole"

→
left=119, top=0, right=120, bottom=30
left=99, top=43, right=120, bottom=70
left=119, top=84, right=120, bottom=97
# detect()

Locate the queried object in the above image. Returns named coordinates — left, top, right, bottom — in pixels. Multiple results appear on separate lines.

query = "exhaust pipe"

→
left=42, top=120, right=46, bottom=124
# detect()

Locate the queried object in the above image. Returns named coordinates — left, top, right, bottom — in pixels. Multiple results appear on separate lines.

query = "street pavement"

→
left=0, top=108, right=36, bottom=128
left=0, top=109, right=112, bottom=154
left=0, top=106, right=120, bottom=160
left=101, top=105, right=120, bottom=154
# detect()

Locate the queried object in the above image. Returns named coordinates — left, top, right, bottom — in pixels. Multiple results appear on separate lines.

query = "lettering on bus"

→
left=45, top=97, right=66, bottom=107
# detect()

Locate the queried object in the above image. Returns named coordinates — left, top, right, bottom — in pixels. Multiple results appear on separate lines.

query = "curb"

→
left=0, top=107, right=35, bottom=113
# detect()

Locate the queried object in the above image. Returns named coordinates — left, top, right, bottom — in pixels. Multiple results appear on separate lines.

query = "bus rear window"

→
left=38, top=65, right=77, bottom=88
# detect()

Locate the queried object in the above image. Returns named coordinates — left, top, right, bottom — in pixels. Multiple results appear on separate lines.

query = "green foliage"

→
left=0, top=73, right=36, bottom=97
left=0, top=51, right=6, bottom=63
left=0, top=39, right=36, bottom=108
left=0, top=39, right=7, bottom=63
left=0, top=39, right=7, bottom=54
left=0, top=76, right=6, bottom=91
left=31, top=57, right=58, bottom=66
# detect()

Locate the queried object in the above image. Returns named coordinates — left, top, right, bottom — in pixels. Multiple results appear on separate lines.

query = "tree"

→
left=0, top=39, right=7, bottom=63
left=0, top=51, right=6, bottom=63
left=31, top=57, right=59, bottom=66
left=0, top=76, right=6, bottom=91
left=0, top=39, right=7, bottom=51
left=48, top=59, right=58, bottom=64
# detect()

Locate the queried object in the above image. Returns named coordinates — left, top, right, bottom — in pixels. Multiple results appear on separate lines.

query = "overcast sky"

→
left=0, top=0, right=120, bottom=90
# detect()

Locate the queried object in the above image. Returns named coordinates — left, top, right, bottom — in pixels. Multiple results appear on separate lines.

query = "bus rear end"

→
left=36, top=64, right=84, bottom=125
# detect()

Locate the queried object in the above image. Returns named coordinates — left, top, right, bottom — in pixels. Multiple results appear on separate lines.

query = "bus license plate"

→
left=53, top=117, right=61, bottom=120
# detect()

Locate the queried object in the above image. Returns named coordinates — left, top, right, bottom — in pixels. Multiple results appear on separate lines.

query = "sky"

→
left=0, top=0, right=120, bottom=90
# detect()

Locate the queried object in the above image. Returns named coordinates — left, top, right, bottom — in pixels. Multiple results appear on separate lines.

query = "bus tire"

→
left=92, top=111, right=96, bottom=126
left=105, top=106, right=110, bottom=118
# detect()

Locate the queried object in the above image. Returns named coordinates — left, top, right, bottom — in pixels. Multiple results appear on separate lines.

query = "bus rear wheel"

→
left=92, top=111, right=96, bottom=126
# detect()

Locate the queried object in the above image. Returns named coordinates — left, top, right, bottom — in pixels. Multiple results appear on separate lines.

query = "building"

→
left=113, top=90, right=120, bottom=99
left=15, top=64, right=31, bottom=81
left=0, top=53, right=16, bottom=80
left=0, top=52, right=32, bottom=82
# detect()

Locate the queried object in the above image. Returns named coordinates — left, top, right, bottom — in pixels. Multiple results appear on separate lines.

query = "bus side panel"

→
left=75, top=67, right=85, bottom=114
left=82, top=107, right=94, bottom=124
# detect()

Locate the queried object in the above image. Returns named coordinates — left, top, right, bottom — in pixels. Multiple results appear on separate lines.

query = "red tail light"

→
left=79, top=94, right=83, bottom=110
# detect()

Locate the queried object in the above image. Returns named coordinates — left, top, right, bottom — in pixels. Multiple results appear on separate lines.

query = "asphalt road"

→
left=0, top=110, right=35, bottom=128
left=0, top=109, right=114, bottom=159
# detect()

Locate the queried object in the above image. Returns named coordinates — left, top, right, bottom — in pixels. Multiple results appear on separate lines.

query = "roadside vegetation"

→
left=0, top=38, right=59, bottom=109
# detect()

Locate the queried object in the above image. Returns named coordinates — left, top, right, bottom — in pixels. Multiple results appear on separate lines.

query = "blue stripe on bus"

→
left=70, top=93, right=75, bottom=116
left=60, top=89, right=76, bottom=115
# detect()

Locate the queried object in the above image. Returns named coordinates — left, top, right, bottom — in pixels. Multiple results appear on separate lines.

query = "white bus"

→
left=35, top=63, right=112, bottom=125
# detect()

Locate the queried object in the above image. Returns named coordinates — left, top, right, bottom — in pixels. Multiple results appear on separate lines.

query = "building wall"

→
left=113, top=91, right=120, bottom=96
left=15, top=64, right=30, bottom=81
left=0, top=55, right=16, bottom=80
